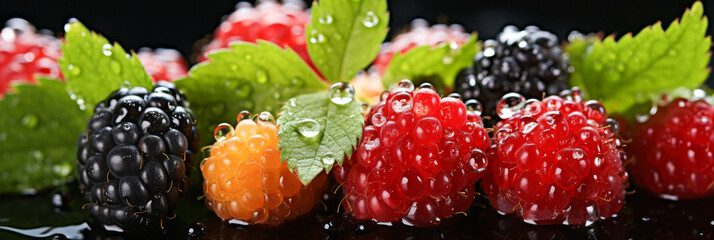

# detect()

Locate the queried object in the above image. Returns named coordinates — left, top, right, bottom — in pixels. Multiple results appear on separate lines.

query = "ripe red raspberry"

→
left=372, top=19, right=470, bottom=75
left=333, top=80, right=490, bottom=227
left=201, top=0, right=317, bottom=73
left=0, top=18, right=62, bottom=95
left=137, top=48, right=188, bottom=83
left=630, top=97, right=714, bottom=200
left=481, top=91, right=628, bottom=226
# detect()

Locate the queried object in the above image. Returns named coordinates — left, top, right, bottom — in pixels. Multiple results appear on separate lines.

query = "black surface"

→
left=0, top=0, right=712, bottom=83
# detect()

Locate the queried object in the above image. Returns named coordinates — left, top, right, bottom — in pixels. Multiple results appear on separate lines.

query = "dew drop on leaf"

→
left=496, top=93, right=526, bottom=119
left=321, top=153, right=335, bottom=166
left=31, top=150, right=44, bottom=161
left=67, top=64, right=81, bottom=76
left=329, top=82, right=355, bottom=105
left=102, top=43, right=112, bottom=56
left=296, top=119, right=320, bottom=138
left=319, top=13, right=333, bottom=25
left=310, top=32, right=326, bottom=44
left=110, top=61, right=122, bottom=74
left=256, top=70, right=268, bottom=84
left=214, top=123, right=234, bottom=141
left=362, top=11, right=379, bottom=28
left=245, top=54, right=252, bottom=61
left=21, top=114, right=38, bottom=129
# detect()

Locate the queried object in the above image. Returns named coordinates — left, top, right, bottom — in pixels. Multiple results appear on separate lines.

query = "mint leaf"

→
left=382, top=34, right=479, bottom=88
left=567, top=1, right=711, bottom=117
left=175, top=41, right=327, bottom=146
left=277, top=91, right=363, bottom=185
left=59, top=20, right=152, bottom=108
left=306, top=0, right=389, bottom=82
left=0, top=78, right=88, bottom=194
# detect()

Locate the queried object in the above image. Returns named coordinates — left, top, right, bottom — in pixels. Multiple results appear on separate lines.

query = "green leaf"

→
left=277, top=91, right=363, bottom=185
left=567, top=1, right=711, bottom=118
left=306, top=0, right=389, bottom=82
left=382, top=34, right=479, bottom=89
left=58, top=20, right=153, bottom=108
left=0, top=78, right=89, bottom=194
left=175, top=41, right=327, bottom=147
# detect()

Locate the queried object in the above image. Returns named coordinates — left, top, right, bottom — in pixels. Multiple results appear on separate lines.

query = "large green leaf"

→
left=58, top=20, right=153, bottom=108
left=567, top=1, right=710, bottom=117
left=0, top=78, right=88, bottom=194
left=306, top=0, right=389, bottom=82
left=175, top=41, right=327, bottom=147
left=277, top=91, right=363, bottom=185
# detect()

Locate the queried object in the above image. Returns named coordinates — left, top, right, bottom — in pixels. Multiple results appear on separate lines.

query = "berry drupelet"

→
left=454, top=25, right=570, bottom=120
left=76, top=81, right=200, bottom=230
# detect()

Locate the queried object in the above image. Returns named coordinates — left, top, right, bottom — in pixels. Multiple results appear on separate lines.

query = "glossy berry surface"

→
left=631, top=97, right=714, bottom=200
left=482, top=91, right=627, bottom=226
left=137, top=48, right=188, bottom=83
left=76, top=81, right=199, bottom=230
left=0, top=18, right=62, bottom=95
left=372, top=19, right=470, bottom=75
left=334, top=80, right=490, bottom=227
left=201, top=112, right=328, bottom=226
left=454, top=25, right=570, bottom=120
left=200, top=0, right=317, bottom=73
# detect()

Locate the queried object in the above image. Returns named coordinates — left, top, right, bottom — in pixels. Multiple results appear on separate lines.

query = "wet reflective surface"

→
left=1, top=179, right=713, bottom=240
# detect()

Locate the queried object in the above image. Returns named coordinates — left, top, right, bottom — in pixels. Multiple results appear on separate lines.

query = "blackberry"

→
left=76, top=81, right=199, bottom=230
left=454, top=26, right=570, bottom=120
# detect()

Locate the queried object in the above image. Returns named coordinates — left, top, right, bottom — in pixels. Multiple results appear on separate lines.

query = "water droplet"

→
left=329, top=82, right=355, bottom=105
left=606, top=118, right=620, bottom=134
left=467, top=149, right=488, bottom=173
left=31, top=150, right=44, bottom=161
left=291, top=78, right=303, bottom=87
left=21, top=115, right=38, bottom=129
left=214, top=123, right=234, bottom=141
left=257, top=111, right=275, bottom=124
left=289, top=98, right=297, bottom=107
left=255, top=70, right=268, bottom=84
left=67, top=64, right=81, bottom=76
left=101, top=44, right=112, bottom=56
left=668, top=49, right=678, bottom=56
left=390, top=92, right=413, bottom=113
left=397, top=79, right=414, bottom=91
left=362, top=11, right=379, bottom=28
left=234, top=85, right=252, bottom=98
left=245, top=54, right=252, bottom=61
left=120, top=81, right=131, bottom=88
left=496, top=93, right=526, bottom=119
left=443, top=127, right=455, bottom=139
left=399, top=62, right=409, bottom=71
left=273, top=92, right=281, bottom=99
left=309, top=30, right=326, bottom=44
left=464, top=99, right=483, bottom=116
left=237, top=111, right=252, bottom=122
left=321, top=153, right=335, bottom=166
left=364, top=138, right=380, bottom=151
left=584, top=100, right=606, bottom=121
left=296, top=119, right=320, bottom=138
left=448, top=93, right=462, bottom=100
left=319, top=13, right=333, bottom=25
left=110, top=61, right=122, bottom=74
left=442, top=56, right=454, bottom=65
left=418, top=82, right=434, bottom=90
left=371, top=113, right=386, bottom=127
left=332, top=33, right=343, bottom=40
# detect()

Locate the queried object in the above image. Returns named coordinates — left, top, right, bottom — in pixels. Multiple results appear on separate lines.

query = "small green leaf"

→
left=306, top=0, right=389, bottom=82
left=0, top=78, right=89, bottom=194
left=175, top=41, right=327, bottom=146
left=567, top=1, right=711, bottom=118
left=59, top=20, right=153, bottom=108
left=382, top=34, right=479, bottom=89
left=277, top=91, right=363, bottom=185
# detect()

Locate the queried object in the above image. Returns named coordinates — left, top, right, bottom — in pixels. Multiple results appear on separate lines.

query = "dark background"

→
left=1, top=0, right=712, bottom=82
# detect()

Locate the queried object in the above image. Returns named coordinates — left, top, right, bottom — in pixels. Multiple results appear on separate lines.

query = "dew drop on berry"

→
left=467, top=149, right=488, bottom=173
left=390, top=92, right=413, bottom=113
left=584, top=100, right=606, bottom=123
left=329, top=82, right=355, bottom=105
left=371, top=113, right=386, bottom=127
left=397, top=79, right=415, bottom=91
left=419, top=82, right=434, bottom=90
left=362, top=11, right=379, bottom=28
left=256, top=111, right=275, bottom=124
left=237, top=110, right=252, bottom=122
left=496, top=93, right=526, bottom=119
left=464, top=99, right=483, bottom=116
left=214, top=123, right=234, bottom=141
left=297, top=119, right=320, bottom=138
left=606, top=118, right=620, bottom=134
